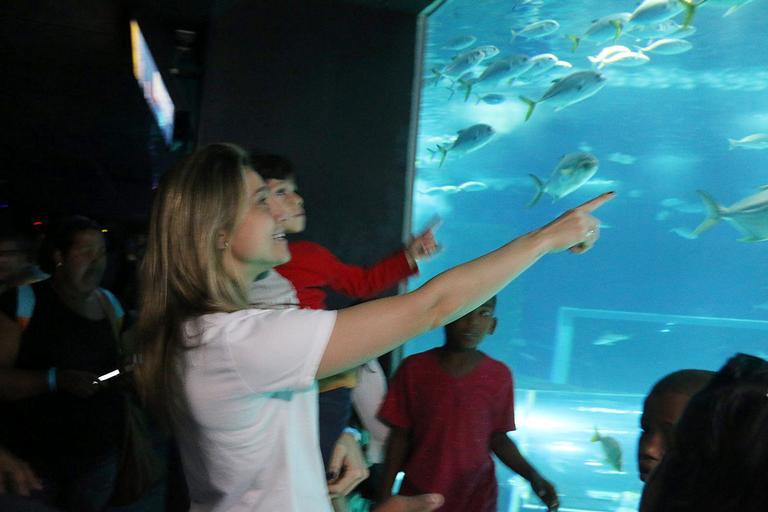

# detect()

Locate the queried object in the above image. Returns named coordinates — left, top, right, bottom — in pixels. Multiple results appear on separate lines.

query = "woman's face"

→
left=225, top=170, right=290, bottom=279
left=56, top=229, right=107, bottom=294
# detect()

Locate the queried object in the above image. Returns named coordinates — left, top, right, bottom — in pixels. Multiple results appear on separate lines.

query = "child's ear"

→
left=489, top=317, right=497, bottom=335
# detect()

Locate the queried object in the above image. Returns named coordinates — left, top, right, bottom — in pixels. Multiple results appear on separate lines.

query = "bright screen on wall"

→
left=130, top=20, right=175, bottom=144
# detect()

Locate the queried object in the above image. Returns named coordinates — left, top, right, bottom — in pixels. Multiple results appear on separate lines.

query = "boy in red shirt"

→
left=378, top=297, right=559, bottom=512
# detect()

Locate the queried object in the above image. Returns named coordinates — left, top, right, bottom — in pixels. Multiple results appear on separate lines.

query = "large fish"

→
left=567, top=13, right=632, bottom=51
left=517, top=53, right=559, bottom=82
left=429, top=124, right=495, bottom=167
left=591, top=428, right=623, bottom=472
left=520, top=71, right=607, bottom=121
left=459, top=55, right=533, bottom=100
left=528, top=152, right=599, bottom=207
left=511, top=19, right=560, bottom=40
left=629, top=0, right=707, bottom=28
left=693, top=187, right=768, bottom=242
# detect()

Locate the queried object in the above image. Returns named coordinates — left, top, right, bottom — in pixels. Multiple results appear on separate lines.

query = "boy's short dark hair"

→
left=249, top=153, right=295, bottom=181
left=649, top=369, right=714, bottom=398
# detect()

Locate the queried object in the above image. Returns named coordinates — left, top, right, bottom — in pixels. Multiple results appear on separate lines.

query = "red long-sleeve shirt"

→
left=275, top=240, right=417, bottom=310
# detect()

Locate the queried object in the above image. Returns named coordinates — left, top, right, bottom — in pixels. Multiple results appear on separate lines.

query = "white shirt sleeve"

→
left=222, top=308, right=336, bottom=393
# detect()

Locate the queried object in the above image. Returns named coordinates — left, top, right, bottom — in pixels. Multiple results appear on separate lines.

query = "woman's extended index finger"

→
left=576, top=191, right=615, bottom=212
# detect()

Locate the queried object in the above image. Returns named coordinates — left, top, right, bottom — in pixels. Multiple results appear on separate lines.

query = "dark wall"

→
left=0, top=1, right=163, bottom=222
left=198, top=0, right=425, bottom=281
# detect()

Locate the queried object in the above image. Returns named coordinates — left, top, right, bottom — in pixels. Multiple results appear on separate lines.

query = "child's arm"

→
left=490, top=432, right=559, bottom=511
left=378, top=426, right=411, bottom=501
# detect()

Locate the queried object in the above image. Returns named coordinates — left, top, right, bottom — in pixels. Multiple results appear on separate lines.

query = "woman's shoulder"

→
left=188, top=308, right=336, bottom=342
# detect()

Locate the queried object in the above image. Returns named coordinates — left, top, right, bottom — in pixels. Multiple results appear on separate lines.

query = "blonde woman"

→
left=136, top=143, right=613, bottom=512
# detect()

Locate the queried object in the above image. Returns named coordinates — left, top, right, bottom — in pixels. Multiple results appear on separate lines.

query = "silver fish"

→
left=592, top=332, right=631, bottom=346
left=567, top=13, right=632, bottom=51
left=629, top=0, right=704, bottom=28
left=637, top=38, right=693, bottom=55
left=429, top=124, right=495, bottom=167
left=517, top=53, right=559, bottom=82
left=460, top=55, right=532, bottom=100
left=511, top=19, right=560, bottom=40
left=520, top=71, right=607, bottom=121
left=693, top=187, right=768, bottom=242
left=528, top=152, right=599, bottom=207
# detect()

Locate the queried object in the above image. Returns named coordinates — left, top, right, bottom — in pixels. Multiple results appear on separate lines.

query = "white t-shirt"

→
left=176, top=307, right=336, bottom=512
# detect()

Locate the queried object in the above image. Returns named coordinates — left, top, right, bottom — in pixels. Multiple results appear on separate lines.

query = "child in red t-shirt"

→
left=378, top=297, right=559, bottom=512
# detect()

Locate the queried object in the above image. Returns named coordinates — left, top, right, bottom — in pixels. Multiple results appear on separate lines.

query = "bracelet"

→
left=47, top=367, right=57, bottom=392
left=343, top=427, right=362, bottom=442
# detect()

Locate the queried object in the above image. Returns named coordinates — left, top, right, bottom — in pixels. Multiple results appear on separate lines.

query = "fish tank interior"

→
left=404, top=0, right=768, bottom=510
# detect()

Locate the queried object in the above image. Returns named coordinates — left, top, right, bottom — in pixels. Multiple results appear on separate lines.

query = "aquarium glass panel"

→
left=406, top=1, right=768, bottom=510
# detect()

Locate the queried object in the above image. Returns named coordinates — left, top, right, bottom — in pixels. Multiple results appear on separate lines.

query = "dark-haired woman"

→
left=0, top=216, right=127, bottom=511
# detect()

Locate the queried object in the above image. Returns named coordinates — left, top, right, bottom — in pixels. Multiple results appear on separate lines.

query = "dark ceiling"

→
left=0, top=0, right=437, bottom=226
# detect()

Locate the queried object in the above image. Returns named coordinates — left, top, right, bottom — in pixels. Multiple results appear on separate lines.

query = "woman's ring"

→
left=586, top=229, right=595, bottom=238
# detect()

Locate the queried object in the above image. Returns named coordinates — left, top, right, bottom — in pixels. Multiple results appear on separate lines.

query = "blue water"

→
left=405, top=1, right=768, bottom=510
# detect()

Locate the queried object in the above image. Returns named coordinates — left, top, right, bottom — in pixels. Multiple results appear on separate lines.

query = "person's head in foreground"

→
left=638, top=369, right=714, bottom=482
left=640, top=353, right=768, bottom=512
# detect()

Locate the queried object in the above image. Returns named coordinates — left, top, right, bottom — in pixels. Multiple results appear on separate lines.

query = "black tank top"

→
left=2, top=279, right=125, bottom=465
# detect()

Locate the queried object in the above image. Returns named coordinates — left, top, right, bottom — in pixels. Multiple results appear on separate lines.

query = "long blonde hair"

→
left=136, top=143, right=252, bottom=421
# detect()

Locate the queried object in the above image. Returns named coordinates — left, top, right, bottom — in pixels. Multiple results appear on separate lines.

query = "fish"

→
left=457, top=181, right=489, bottom=192
left=438, top=50, right=485, bottom=79
left=441, top=35, right=477, bottom=51
left=476, top=93, right=506, bottom=105
left=728, top=133, right=768, bottom=150
left=511, top=19, right=560, bottom=40
left=439, top=46, right=499, bottom=78
left=627, top=19, right=695, bottom=39
left=517, top=53, right=559, bottom=82
left=428, top=124, right=495, bottom=167
left=460, top=55, right=532, bottom=99
left=528, top=152, right=599, bottom=207
left=607, top=152, right=636, bottom=165
left=519, top=71, right=607, bottom=121
left=420, top=185, right=460, bottom=195
left=637, top=38, right=693, bottom=54
left=567, top=13, right=632, bottom=51
left=592, top=332, right=631, bottom=346
left=693, top=187, right=768, bottom=242
left=474, top=45, right=501, bottom=60
left=591, top=428, right=623, bottom=471
left=591, top=50, right=650, bottom=69
left=587, top=45, right=632, bottom=64
left=629, top=0, right=705, bottom=28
